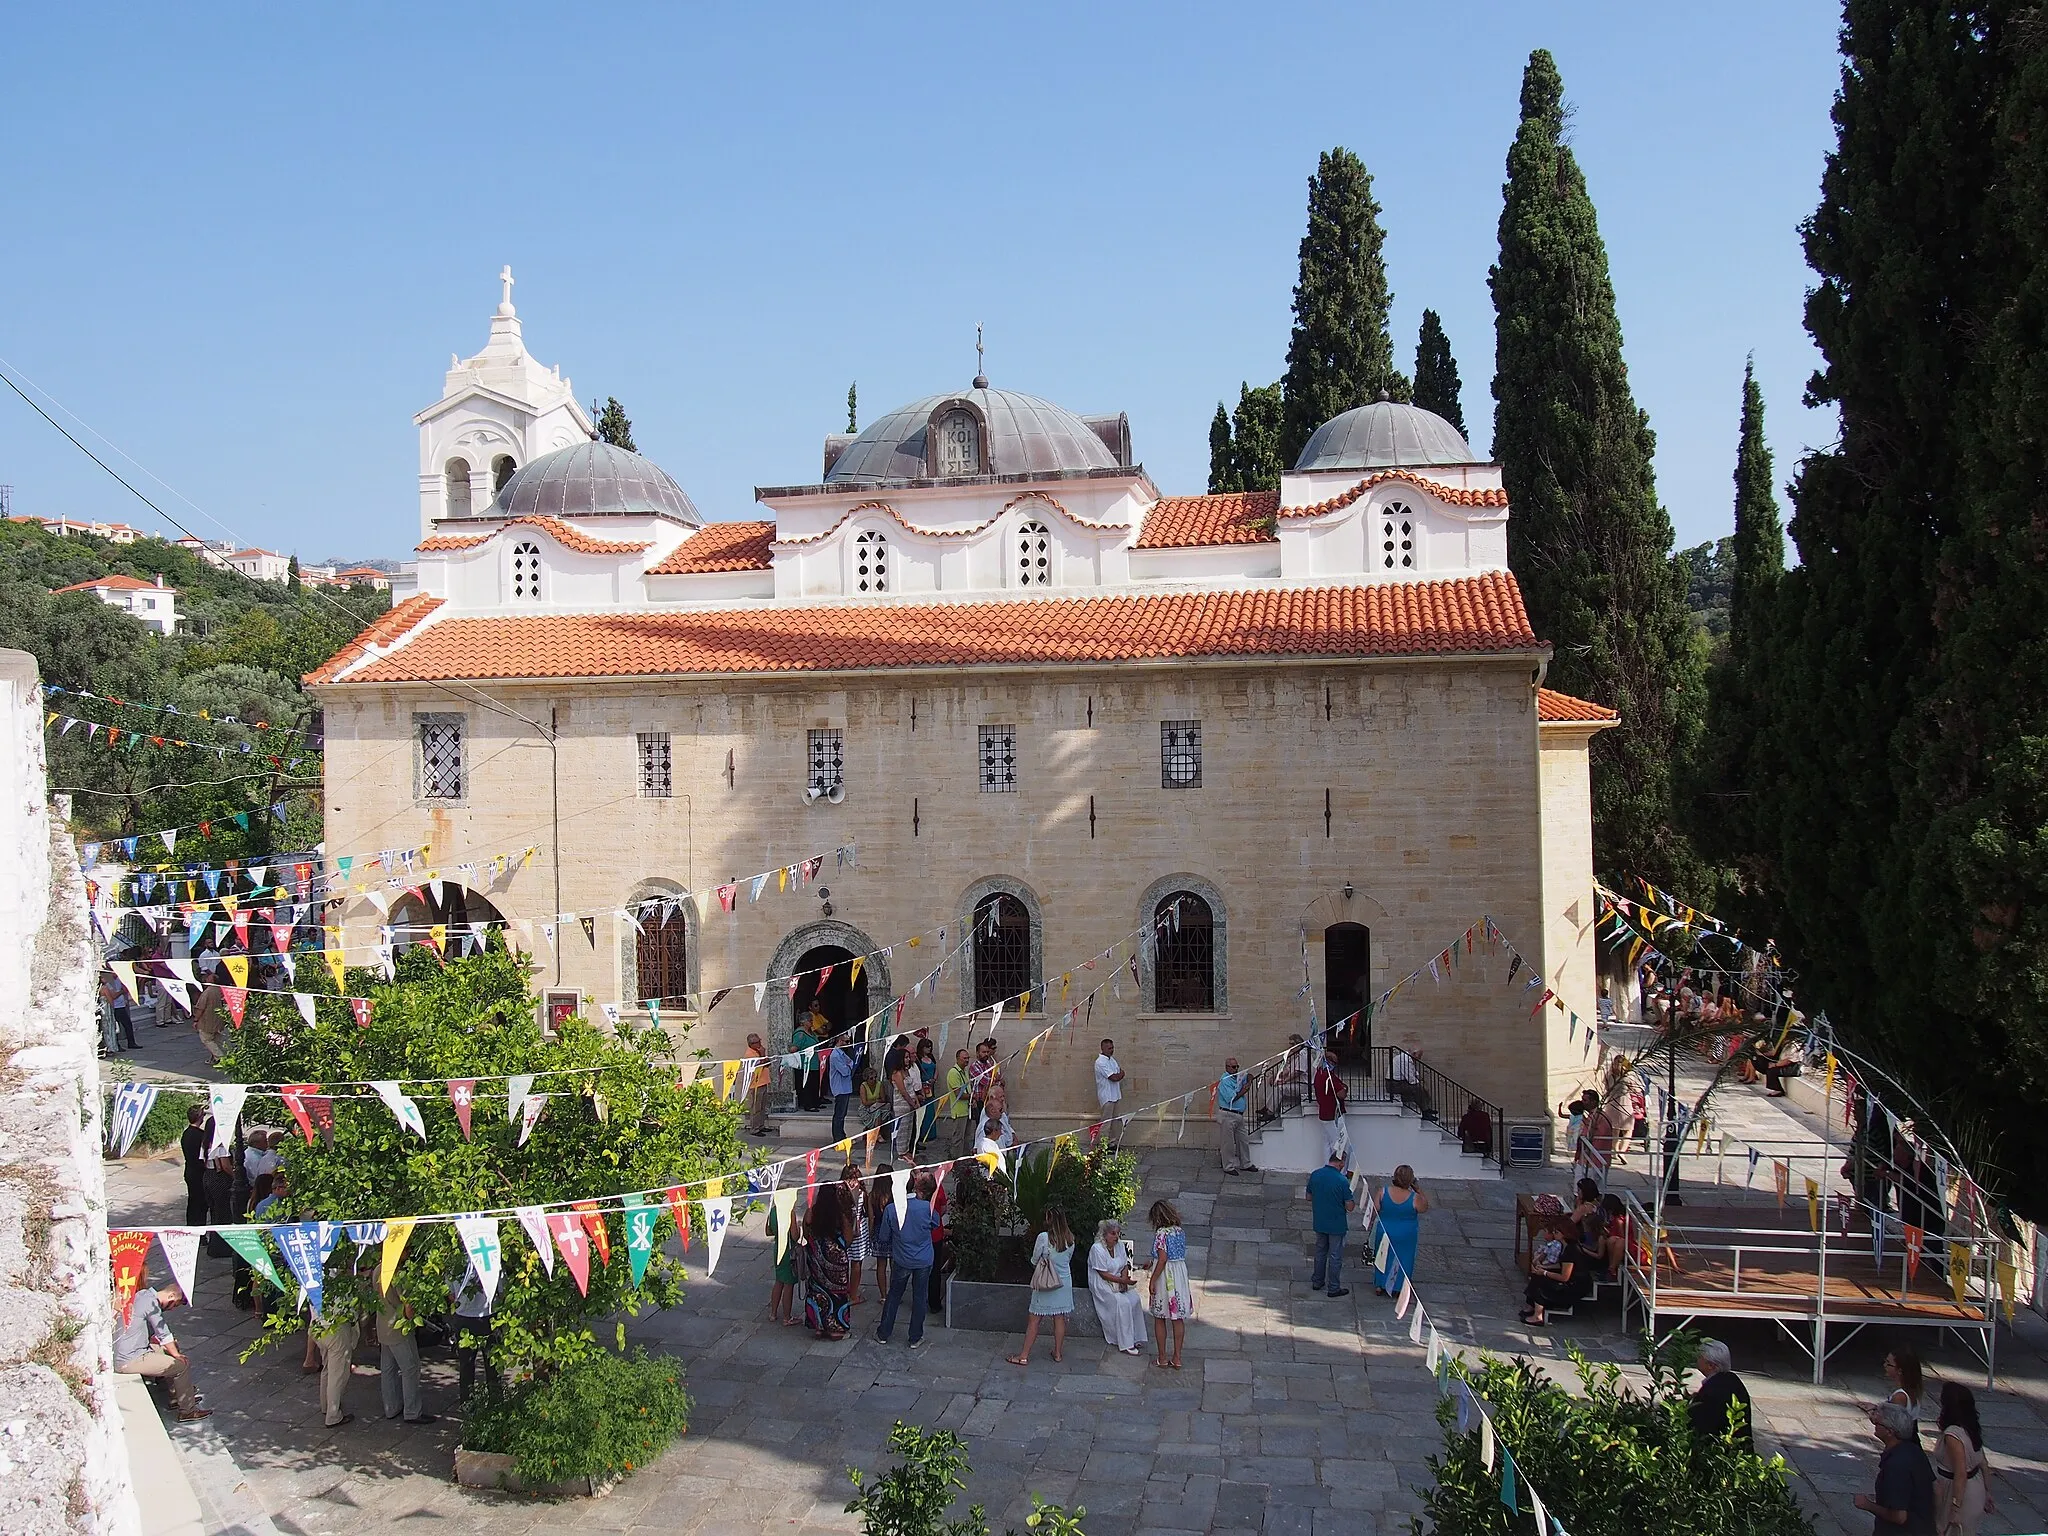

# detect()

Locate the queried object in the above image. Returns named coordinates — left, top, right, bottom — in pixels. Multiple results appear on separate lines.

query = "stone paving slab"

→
left=94, top=1022, right=2048, bottom=1536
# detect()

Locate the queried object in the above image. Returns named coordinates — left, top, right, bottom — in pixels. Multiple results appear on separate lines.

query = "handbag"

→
left=1030, top=1248, right=1062, bottom=1291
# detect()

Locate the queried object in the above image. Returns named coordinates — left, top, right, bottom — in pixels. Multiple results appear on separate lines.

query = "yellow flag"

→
left=1804, top=1177, right=1820, bottom=1233
left=1695, top=1113, right=1712, bottom=1153
left=380, top=1217, right=417, bottom=1292
left=704, top=1177, right=723, bottom=1201
left=1822, top=1052, right=1838, bottom=1102
left=1061, top=973, right=1071, bottom=1001
left=429, top=923, right=446, bottom=953
left=1024, top=1037, right=1039, bottom=1065
left=325, top=949, right=346, bottom=992
left=1950, top=1245, right=1971, bottom=1305
left=1020, top=990, right=1031, bottom=1013
left=1998, top=1254, right=2018, bottom=1321
left=224, top=953, right=249, bottom=989
left=778, top=866, right=789, bottom=893
left=720, top=1060, right=741, bottom=1099
left=849, top=955, right=864, bottom=987
left=978, top=1150, right=1002, bottom=1174
left=771, top=1187, right=797, bottom=1261
left=834, top=1137, right=854, bottom=1156
left=222, top=892, right=239, bottom=915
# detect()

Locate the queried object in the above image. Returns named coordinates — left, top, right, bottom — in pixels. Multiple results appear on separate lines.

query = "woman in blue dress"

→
left=1008, top=1207, right=1076, bottom=1367
left=1372, top=1164, right=1431, bottom=1295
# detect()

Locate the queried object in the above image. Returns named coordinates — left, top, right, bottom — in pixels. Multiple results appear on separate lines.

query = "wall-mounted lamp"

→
left=1342, top=880, right=1354, bottom=901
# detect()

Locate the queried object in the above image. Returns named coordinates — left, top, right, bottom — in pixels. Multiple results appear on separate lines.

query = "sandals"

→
left=1007, top=1355, right=1030, bottom=1366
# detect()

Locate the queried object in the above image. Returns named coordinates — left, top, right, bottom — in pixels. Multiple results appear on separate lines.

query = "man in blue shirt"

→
left=1217, top=1057, right=1256, bottom=1175
left=1306, top=1151, right=1356, bottom=1296
left=873, top=1172, right=938, bottom=1349
left=828, top=1041, right=860, bottom=1143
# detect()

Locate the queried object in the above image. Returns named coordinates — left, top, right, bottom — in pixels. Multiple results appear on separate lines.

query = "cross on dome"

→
left=498, top=265, right=516, bottom=316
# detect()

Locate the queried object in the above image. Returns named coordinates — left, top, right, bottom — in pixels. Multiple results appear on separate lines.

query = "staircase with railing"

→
left=1243, top=1045, right=1508, bottom=1177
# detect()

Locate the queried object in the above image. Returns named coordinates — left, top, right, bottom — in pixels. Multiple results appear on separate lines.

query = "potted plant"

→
left=943, top=1146, right=1138, bottom=1332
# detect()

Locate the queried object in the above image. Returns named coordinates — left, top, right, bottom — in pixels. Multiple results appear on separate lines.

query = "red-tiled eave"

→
left=52, top=574, right=164, bottom=594
left=1282, top=470, right=1509, bottom=520
left=303, top=595, right=445, bottom=685
left=414, top=515, right=653, bottom=557
left=1537, top=687, right=1619, bottom=724
left=1135, top=491, right=1280, bottom=549
left=648, top=521, right=777, bottom=574
left=319, top=574, right=1540, bottom=686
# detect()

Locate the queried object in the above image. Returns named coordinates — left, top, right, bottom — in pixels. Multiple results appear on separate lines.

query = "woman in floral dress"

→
left=803, top=1182, right=852, bottom=1340
left=842, top=1162, right=874, bottom=1307
left=1147, top=1199, right=1195, bottom=1369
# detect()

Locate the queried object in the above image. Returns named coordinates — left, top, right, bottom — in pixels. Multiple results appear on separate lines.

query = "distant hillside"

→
left=0, top=520, right=389, bottom=846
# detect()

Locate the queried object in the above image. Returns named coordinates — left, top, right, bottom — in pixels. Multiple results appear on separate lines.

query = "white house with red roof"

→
left=50, top=572, right=180, bottom=635
left=310, top=281, right=1618, bottom=1152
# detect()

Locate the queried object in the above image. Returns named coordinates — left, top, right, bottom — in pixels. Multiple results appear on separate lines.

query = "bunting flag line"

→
left=454, top=1215, right=503, bottom=1305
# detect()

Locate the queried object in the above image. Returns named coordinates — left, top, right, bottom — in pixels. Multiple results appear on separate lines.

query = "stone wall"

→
left=0, top=649, right=139, bottom=1535
left=323, top=654, right=1599, bottom=1134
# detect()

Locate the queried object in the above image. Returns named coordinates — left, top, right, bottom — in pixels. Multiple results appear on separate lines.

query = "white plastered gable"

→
left=1274, top=477, right=1509, bottom=584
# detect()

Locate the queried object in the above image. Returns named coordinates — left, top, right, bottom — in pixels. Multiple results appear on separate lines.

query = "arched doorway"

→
left=388, top=885, right=506, bottom=955
left=791, top=944, right=871, bottom=1049
left=1325, top=922, right=1371, bottom=1056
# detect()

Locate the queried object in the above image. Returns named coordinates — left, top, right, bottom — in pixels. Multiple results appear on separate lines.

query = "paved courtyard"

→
left=108, top=1030, right=2048, bottom=1536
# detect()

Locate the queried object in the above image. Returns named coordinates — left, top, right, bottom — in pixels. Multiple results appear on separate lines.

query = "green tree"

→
left=1207, top=403, right=1234, bottom=493
left=1279, top=148, right=1408, bottom=466
left=286, top=555, right=301, bottom=592
left=1726, top=361, right=1785, bottom=666
left=1227, top=382, right=1286, bottom=493
left=1490, top=48, right=1708, bottom=890
left=847, top=382, right=859, bottom=434
left=595, top=397, right=637, bottom=451
left=1412, top=308, right=1468, bottom=438
left=222, top=943, right=755, bottom=1376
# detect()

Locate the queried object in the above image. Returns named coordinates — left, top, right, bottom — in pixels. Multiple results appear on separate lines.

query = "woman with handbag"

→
left=1008, top=1207, right=1075, bottom=1367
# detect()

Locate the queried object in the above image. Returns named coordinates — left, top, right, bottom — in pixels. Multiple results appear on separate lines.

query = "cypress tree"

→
left=1228, top=383, right=1287, bottom=493
left=1726, top=359, right=1784, bottom=663
left=1279, top=149, right=1408, bottom=466
left=1208, top=403, right=1235, bottom=493
left=1490, top=48, right=1707, bottom=888
left=847, top=383, right=858, bottom=434
left=1742, top=1, right=2008, bottom=1125
left=1411, top=309, right=1467, bottom=439
left=595, top=397, right=637, bottom=451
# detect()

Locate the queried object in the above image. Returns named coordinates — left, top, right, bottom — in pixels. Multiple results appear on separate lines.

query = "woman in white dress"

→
left=1087, top=1219, right=1147, bottom=1354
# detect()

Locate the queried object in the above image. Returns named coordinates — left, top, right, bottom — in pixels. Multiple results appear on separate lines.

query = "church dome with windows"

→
left=490, top=440, right=702, bottom=524
left=825, top=385, right=1128, bottom=483
left=1293, top=400, right=1473, bottom=472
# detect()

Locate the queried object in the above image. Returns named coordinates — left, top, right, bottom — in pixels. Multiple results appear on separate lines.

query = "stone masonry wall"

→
left=321, top=655, right=1594, bottom=1135
left=0, top=649, right=139, bottom=1535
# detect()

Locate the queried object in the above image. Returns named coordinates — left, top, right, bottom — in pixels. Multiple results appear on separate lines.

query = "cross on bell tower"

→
left=498, top=264, right=516, bottom=315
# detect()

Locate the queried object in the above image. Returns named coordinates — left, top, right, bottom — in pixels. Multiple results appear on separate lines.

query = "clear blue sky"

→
left=0, top=3, right=1842, bottom=564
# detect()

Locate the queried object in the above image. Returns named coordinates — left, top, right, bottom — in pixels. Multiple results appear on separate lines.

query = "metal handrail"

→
left=1247, top=1044, right=1507, bottom=1171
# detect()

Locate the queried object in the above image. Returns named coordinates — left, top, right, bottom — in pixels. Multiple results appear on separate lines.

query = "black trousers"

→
left=184, top=1173, right=209, bottom=1227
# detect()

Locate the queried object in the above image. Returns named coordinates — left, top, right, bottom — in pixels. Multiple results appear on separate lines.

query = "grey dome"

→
left=1293, top=401, right=1473, bottom=472
left=826, top=387, right=1122, bottom=483
left=490, top=440, right=701, bottom=524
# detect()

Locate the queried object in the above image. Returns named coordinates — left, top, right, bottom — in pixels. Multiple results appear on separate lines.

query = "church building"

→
left=310, top=274, right=1615, bottom=1146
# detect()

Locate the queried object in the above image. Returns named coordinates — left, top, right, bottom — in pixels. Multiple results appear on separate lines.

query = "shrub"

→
left=848, top=1422, right=989, bottom=1536
left=997, top=1143, right=1139, bottom=1279
left=461, top=1346, right=689, bottom=1486
left=949, top=1162, right=1011, bottom=1283
left=1416, top=1331, right=1813, bottom=1535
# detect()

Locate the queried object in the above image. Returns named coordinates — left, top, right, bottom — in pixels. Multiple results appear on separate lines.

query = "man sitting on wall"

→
left=1387, top=1043, right=1432, bottom=1120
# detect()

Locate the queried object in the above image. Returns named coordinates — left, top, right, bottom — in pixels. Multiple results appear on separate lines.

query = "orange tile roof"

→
left=52, top=574, right=165, bottom=594
left=313, top=574, right=1538, bottom=686
left=1135, top=491, right=1280, bottom=549
left=648, top=521, right=777, bottom=574
left=1283, top=470, right=1509, bottom=520
left=1537, top=687, right=1619, bottom=724
left=303, top=595, right=445, bottom=685
left=414, top=515, right=653, bottom=557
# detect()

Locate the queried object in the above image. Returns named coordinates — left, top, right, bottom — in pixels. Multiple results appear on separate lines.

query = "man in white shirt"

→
left=1094, top=1040, right=1124, bottom=1120
left=243, top=1128, right=280, bottom=1187
left=1388, top=1044, right=1432, bottom=1119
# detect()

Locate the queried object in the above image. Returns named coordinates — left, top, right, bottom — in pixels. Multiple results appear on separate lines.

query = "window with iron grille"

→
left=636, top=905, right=689, bottom=1006
left=637, top=731, right=672, bottom=798
left=979, top=724, right=1017, bottom=793
left=416, top=715, right=464, bottom=801
left=1380, top=502, right=1416, bottom=571
left=973, top=893, right=1031, bottom=1009
left=854, top=529, right=889, bottom=594
left=807, top=728, right=844, bottom=796
left=1154, top=893, right=1215, bottom=1011
left=512, top=540, right=543, bottom=600
left=1160, top=719, right=1202, bottom=788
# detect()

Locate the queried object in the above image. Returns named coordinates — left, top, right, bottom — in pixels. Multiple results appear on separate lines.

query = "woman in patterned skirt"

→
left=803, top=1182, right=852, bottom=1340
left=842, top=1162, right=874, bottom=1307
left=1147, top=1199, right=1196, bottom=1369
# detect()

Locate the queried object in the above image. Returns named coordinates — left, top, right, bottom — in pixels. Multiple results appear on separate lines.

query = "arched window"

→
left=1016, top=520, right=1051, bottom=586
left=1380, top=501, right=1416, bottom=571
left=492, top=454, right=518, bottom=493
left=854, top=529, right=889, bottom=594
left=1154, top=893, right=1215, bottom=1012
left=511, top=540, right=542, bottom=601
left=972, top=892, right=1031, bottom=1010
left=635, top=903, right=690, bottom=1007
left=445, top=458, right=473, bottom=518
left=936, top=409, right=981, bottom=476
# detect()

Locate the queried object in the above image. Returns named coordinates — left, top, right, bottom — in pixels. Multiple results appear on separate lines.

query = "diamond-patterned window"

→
left=416, top=715, right=464, bottom=801
left=512, top=540, right=543, bottom=600
left=1016, top=520, right=1051, bottom=586
left=1160, top=719, right=1202, bottom=789
left=979, top=725, right=1018, bottom=793
left=1380, top=502, right=1416, bottom=571
left=637, top=731, right=672, bottom=798
left=807, top=729, right=844, bottom=796
left=855, top=529, right=889, bottom=594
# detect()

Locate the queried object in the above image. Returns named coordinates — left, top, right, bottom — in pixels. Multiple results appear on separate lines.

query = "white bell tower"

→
left=413, top=268, right=594, bottom=539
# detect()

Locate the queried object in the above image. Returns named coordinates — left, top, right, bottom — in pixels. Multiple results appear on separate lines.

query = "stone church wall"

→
left=0, top=650, right=140, bottom=1535
left=324, top=655, right=1576, bottom=1135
